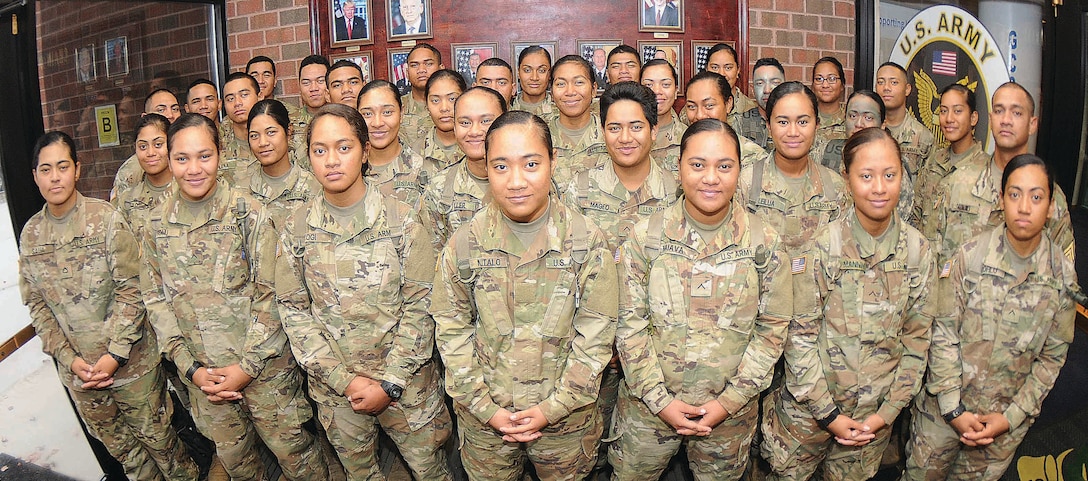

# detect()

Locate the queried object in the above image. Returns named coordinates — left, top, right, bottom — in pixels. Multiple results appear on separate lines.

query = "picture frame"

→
left=451, top=43, right=498, bottom=86
left=387, top=0, right=432, bottom=41
left=638, top=40, right=684, bottom=94
left=104, top=36, right=129, bottom=78
left=331, top=52, right=373, bottom=83
left=511, top=41, right=558, bottom=66
left=639, top=0, right=684, bottom=33
left=329, top=0, right=373, bottom=47
left=388, top=47, right=413, bottom=96
left=692, top=40, right=736, bottom=76
left=577, top=39, right=621, bottom=93
left=75, top=44, right=96, bottom=84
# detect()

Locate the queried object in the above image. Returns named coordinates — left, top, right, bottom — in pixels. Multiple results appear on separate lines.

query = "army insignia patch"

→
left=1064, top=242, right=1075, bottom=262
left=791, top=256, right=807, bottom=274
left=939, top=259, right=954, bottom=278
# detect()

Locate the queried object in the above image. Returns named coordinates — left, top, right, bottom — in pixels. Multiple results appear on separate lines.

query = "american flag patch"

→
left=791, top=256, right=807, bottom=274
left=939, top=259, right=954, bottom=278
left=932, top=50, right=957, bottom=76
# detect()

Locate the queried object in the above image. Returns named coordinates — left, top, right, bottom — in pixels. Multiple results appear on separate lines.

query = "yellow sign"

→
left=94, top=105, right=120, bottom=147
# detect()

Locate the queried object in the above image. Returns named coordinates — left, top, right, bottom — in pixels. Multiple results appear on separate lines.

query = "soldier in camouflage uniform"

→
left=217, top=72, right=262, bottom=186
left=609, top=119, right=791, bottom=481
left=684, top=71, right=769, bottom=172
left=241, top=100, right=322, bottom=226
left=142, top=114, right=327, bottom=481
left=876, top=62, right=935, bottom=179
left=736, top=58, right=785, bottom=151
left=432, top=111, right=618, bottom=480
left=913, top=84, right=987, bottom=239
left=21, top=132, right=199, bottom=481
left=423, top=86, right=507, bottom=250
left=420, top=70, right=468, bottom=182
left=546, top=55, right=608, bottom=189
left=400, top=44, right=443, bottom=151
left=701, top=43, right=757, bottom=129
left=297, top=55, right=330, bottom=120
left=510, top=46, right=557, bottom=117
left=356, top=80, right=431, bottom=209
left=274, top=105, right=453, bottom=481
left=113, top=114, right=176, bottom=240
left=763, top=128, right=935, bottom=481
left=111, top=90, right=183, bottom=201
left=640, top=59, right=685, bottom=171
left=813, top=57, right=848, bottom=141
left=905, top=155, right=1076, bottom=481
left=928, top=82, right=1074, bottom=263
left=736, top=82, right=848, bottom=257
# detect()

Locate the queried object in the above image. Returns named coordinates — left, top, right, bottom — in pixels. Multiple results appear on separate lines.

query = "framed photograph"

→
left=104, top=36, right=128, bottom=78
left=511, top=41, right=557, bottom=66
left=75, top=45, right=96, bottom=84
left=639, top=0, right=684, bottom=33
left=692, top=40, right=736, bottom=76
left=388, top=0, right=431, bottom=41
left=388, top=47, right=413, bottom=96
left=452, top=43, right=497, bottom=86
left=330, top=0, right=372, bottom=47
left=578, top=39, right=621, bottom=93
left=638, top=41, right=684, bottom=94
left=331, top=52, right=373, bottom=83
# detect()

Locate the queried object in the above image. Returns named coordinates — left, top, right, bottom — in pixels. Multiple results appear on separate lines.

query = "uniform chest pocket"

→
left=647, top=258, right=687, bottom=328
left=711, top=259, right=760, bottom=335
left=208, top=230, right=250, bottom=295
left=538, top=257, right=579, bottom=339
left=335, top=241, right=402, bottom=316
left=827, top=267, right=866, bottom=338
left=474, top=266, right=515, bottom=339
left=1004, top=283, right=1056, bottom=355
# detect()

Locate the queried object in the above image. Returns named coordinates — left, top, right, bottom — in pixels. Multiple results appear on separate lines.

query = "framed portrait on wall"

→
left=388, top=47, right=413, bottom=95
left=331, top=52, right=373, bottom=83
left=638, top=40, right=684, bottom=93
left=388, top=0, right=431, bottom=41
left=639, top=0, right=684, bottom=33
left=452, top=43, right=497, bottom=86
left=692, top=40, right=736, bottom=76
left=330, top=0, right=372, bottom=47
left=75, top=45, right=96, bottom=84
left=512, top=41, right=557, bottom=66
left=578, top=39, right=621, bottom=93
left=104, top=36, right=128, bottom=78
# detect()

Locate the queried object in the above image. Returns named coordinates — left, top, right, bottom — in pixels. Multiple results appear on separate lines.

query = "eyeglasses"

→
left=814, top=76, right=841, bottom=85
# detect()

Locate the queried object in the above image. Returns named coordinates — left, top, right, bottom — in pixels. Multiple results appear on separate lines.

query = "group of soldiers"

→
left=19, top=39, right=1077, bottom=481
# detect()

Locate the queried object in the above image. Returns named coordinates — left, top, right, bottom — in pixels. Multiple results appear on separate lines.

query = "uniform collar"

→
left=307, top=179, right=384, bottom=239
left=477, top=199, right=567, bottom=261
left=163, top=182, right=233, bottom=230
left=662, top=199, right=746, bottom=256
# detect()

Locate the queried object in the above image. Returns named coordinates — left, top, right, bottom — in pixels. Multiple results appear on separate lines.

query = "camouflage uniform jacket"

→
left=20, top=193, right=157, bottom=390
left=817, top=106, right=847, bottom=141
left=275, top=184, right=443, bottom=428
left=218, top=121, right=259, bottom=186
left=109, top=153, right=142, bottom=201
left=401, top=93, right=435, bottom=153
left=736, top=106, right=772, bottom=152
left=141, top=183, right=285, bottom=379
left=431, top=201, right=619, bottom=425
left=289, top=105, right=314, bottom=173
left=368, top=140, right=429, bottom=209
left=787, top=212, right=935, bottom=424
left=560, top=158, right=678, bottom=254
left=887, top=114, right=935, bottom=179
left=422, top=157, right=490, bottom=250
left=930, top=156, right=1074, bottom=263
left=927, top=226, right=1075, bottom=431
left=241, top=162, right=322, bottom=228
left=511, top=92, right=557, bottom=117
left=736, top=152, right=848, bottom=256
left=545, top=112, right=608, bottom=189
left=651, top=110, right=685, bottom=172
left=913, top=141, right=987, bottom=239
left=728, top=88, right=758, bottom=131
left=420, top=127, right=465, bottom=183
left=617, top=202, right=792, bottom=415
left=112, top=176, right=174, bottom=242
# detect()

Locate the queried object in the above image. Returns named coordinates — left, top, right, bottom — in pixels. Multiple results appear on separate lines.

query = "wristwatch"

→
left=942, top=403, right=967, bottom=423
left=380, top=381, right=404, bottom=401
left=185, top=361, right=204, bottom=382
left=109, top=352, right=128, bottom=368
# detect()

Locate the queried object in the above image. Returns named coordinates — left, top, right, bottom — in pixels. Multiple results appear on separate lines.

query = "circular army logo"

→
left=889, top=5, right=1009, bottom=152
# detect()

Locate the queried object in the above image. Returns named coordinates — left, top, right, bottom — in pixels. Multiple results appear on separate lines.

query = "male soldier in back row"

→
left=735, top=58, right=785, bottom=151
left=876, top=62, right=935, bottom=180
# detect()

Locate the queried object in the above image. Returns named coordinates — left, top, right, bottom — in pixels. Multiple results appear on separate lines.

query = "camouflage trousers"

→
left=608, top=386, right=758, bottom=481
left=69, top=365, right=199, bottom=481
left=317, top=399, right=453, bottom=481
left=455, top=402, right=601, bottom=481
left=903, top=392, right=1032, bottom=481
left=760, top=388, right=891, bottom=481
left=186, top=358, right=326, bottom=481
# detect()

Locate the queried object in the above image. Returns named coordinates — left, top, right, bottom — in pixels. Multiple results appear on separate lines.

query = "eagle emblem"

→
left=910, top=70, right=978, bottom=149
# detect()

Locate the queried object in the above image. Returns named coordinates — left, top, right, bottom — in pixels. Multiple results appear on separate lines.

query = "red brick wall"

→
left=747, top=0, right=856, bottom=95
left=225, top=0, right=313, bottom=104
